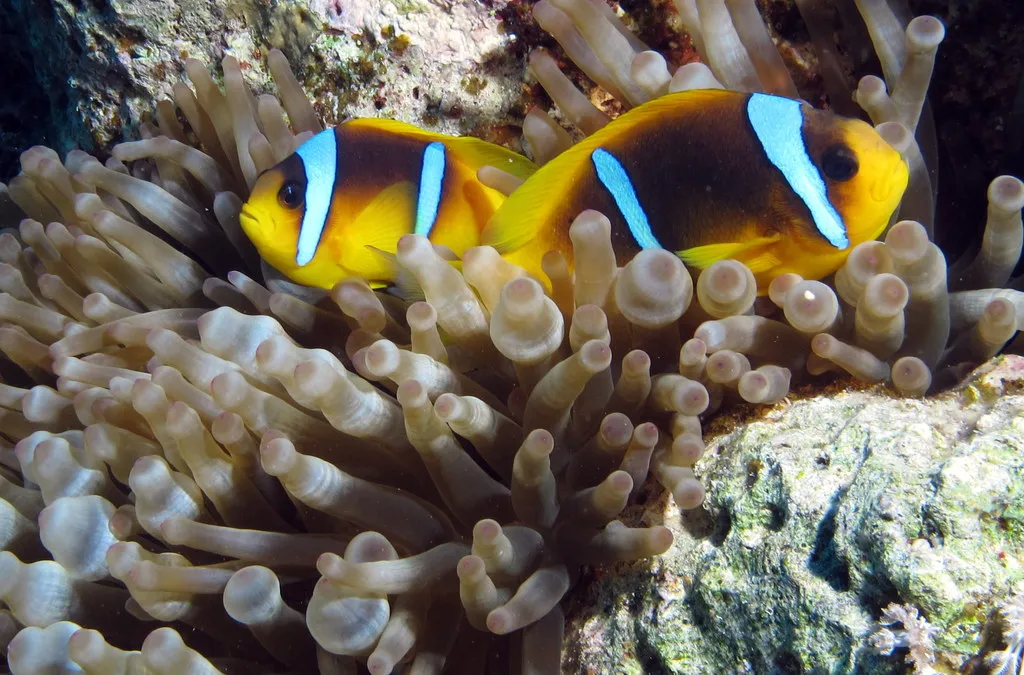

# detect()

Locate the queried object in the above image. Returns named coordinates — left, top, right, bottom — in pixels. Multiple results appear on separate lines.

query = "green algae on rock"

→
left=1, top=0, right=536, bottom=177
left=565, top=355, right=1024, bottom=673
left=1, top=0, right=318, bottom=170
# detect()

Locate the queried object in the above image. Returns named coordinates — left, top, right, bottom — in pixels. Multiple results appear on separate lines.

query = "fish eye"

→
left=821, top=145, right=859, bottom=182
left=278, top=182, right=303, bottom=209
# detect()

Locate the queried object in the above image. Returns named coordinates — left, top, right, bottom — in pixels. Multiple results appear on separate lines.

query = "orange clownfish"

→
left=239, top=118, right=538, bottom=289
left=483, top=89, right=910, bottom=292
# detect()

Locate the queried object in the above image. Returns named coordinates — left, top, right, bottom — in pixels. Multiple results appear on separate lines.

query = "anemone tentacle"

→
left=0, top=1, right=1020, bottom=673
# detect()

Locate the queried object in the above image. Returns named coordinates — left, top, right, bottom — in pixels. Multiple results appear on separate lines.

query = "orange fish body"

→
left=240, top=118, right=537, bottom=289
left=484, top=89, right=910, bottom=292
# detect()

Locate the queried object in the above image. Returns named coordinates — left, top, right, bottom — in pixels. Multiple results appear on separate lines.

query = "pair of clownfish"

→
left=239, top=90, right=909, bottom=295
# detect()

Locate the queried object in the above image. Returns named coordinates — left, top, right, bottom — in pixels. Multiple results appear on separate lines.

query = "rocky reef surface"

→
left=0, top=0, right=531, bottom=175
left=566, top=355, right=1024, bottom=673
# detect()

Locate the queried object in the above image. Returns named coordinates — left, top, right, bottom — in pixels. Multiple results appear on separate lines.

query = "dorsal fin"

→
left=344, top=118, right=539, bottom=183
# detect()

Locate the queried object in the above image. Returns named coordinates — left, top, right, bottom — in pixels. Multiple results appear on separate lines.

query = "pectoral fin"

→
left=333, top=181, right=417, bottom=282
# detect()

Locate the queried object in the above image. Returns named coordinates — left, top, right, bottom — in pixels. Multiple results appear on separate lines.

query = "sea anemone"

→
left=0, top=0, right=1019, bottom=673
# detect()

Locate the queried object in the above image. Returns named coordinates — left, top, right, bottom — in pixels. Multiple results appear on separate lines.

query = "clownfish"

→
left=484, top=89, right=910, bottom=292
left=239, top=118, right=538, bottom=289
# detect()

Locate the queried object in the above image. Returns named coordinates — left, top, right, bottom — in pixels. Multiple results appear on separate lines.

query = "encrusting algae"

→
left=0, top=0, right=1021, bottom=673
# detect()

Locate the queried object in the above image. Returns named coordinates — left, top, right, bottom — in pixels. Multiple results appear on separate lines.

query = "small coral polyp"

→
left=0, top=0, right=1020, bottom=673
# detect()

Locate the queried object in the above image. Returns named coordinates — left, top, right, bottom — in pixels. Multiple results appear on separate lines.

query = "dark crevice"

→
left=629, top=584, right=673, bottom=675
left=634, top=629, right=672, bottom=675
left=710, top=504, right=732, bottom=544
left=766, top=502, right=788, bottom=531
left=807, top=490, right=852, bottom=592
left=680, top=498, right=721, bottom=541
left=773, top=650, right=804, bottom=675
left=807, top=409, right=878, bottom=592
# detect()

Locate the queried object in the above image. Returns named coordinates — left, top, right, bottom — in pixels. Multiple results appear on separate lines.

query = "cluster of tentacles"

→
left=0, top=0, right=1020, bottom=673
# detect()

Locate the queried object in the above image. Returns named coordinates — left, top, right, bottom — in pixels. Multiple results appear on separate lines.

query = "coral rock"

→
left=565, top=355, right=1024, bottom=673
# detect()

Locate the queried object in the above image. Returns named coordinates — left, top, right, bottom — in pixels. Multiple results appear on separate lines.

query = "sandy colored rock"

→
left=1, top=0, right=532, bottom=176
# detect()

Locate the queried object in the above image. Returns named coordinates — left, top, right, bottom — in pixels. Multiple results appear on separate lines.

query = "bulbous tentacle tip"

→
left=989, top=175, right=1024, bottom=214
left=875, top=121, right=912, bottom=154
left=906, top=15, right=945, bottom=52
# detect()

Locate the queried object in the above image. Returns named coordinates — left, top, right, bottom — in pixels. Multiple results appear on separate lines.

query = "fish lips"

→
left=238, top=204, right=261, bottom=236
left=871, top=156, right=911, bottom=204
left=239, top=205, right=290, bottom=256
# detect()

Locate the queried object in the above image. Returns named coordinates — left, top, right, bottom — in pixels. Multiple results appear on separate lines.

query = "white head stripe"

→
left=294, top=129, right=338, bottom=267
left=746, top=94, right=850, bottom=250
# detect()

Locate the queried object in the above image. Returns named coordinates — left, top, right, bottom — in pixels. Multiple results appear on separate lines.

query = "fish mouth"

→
left=872, top=155, right=910, bottom=203
left=238, top=205, right=278, bottom=248
left=238, top=204, right=260, bottom=235
left=239, top=204, right=295, bottom=262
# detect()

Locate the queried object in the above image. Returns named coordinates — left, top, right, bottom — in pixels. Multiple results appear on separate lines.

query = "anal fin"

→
left=677, top=234, right=781, bottom=270
left=366, top=245, right=426, bottom=302
left=364, top=243, right=463, bottom=303
left=741, top=250, right=782, bottom=274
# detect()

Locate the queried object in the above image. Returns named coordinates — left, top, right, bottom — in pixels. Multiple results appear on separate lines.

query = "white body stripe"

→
left=591, top=148, right=662, bottom=250
left=746, top=94, right=849, bottom=250
left=294, top=129, right=339, bottom=266
left=414, top=142, right=446, bottom=237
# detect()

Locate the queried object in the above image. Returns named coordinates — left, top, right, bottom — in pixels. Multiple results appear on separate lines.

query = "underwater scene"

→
left=0, top=0, right=1022, bottom=672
